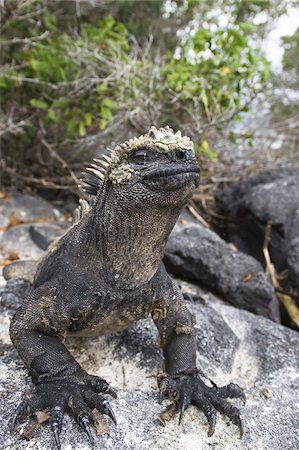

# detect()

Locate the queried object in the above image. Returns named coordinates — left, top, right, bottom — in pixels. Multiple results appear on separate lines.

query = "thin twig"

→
left=0, top=31, right=49, bottom=45
left=41, top=139, right=81, bottom=188
left=262, top=220, right=299, bottom=328
left=187, top=202, right=210, bottom=228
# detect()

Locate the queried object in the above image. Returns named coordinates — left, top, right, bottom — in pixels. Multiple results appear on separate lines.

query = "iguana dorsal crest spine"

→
left=80, top=126, right=194, bottom=196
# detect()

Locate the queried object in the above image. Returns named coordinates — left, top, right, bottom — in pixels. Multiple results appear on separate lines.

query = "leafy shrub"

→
left=0, top=2, right=270, bottom=190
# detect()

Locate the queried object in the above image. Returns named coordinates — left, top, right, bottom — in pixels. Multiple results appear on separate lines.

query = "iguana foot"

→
left=158, top=372, right=245, bottom=437
left=12, top=375, right=117, bottom=450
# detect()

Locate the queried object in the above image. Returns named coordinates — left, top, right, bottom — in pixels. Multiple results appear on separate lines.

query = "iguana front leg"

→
left=152, top=277, right=245, bottom=436
left=10, top=285, right=116, bottom=449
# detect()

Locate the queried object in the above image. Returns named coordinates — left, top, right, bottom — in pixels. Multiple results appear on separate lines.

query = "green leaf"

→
left=43, top=11, right=57, bottom=31
left=201, top=139, right=209, bottom=151
left=29, top=59, right=38, bottom=71
left=0, top=77, right=7, bottom=88
left=200, top=139, right=218, bottom=162
left=101, top=98, right=117, bottom=109
left=47, top=109, right=58, bottom=123
left=96, top=83, right=108, bottom=94
left=201, top=91, right=209, bottom=109
left=30, top=99, right=48, bottom=110
left=99, top=119, right=107, bottom=130
left=229, top=131, right=238, bottom=144
left=101, top=106, right=113, bottom=120
left=79, top=121, right=86, bottom=137
left=66, top=118, right=77, bottom=138
left=85, top=113, right=92, bottom=127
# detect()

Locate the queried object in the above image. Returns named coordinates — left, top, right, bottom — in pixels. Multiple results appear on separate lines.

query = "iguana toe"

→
left=88, top=374, right=117, bottom=398
left=12, top=379, right=117, bottom=449
left=158, top=373, right=245, bottom=437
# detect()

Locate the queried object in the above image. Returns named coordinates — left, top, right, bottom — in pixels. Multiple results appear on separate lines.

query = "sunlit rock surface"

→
left=0, top=280, right=298, bottom=450
left=0, top=191, right=298, bottom=449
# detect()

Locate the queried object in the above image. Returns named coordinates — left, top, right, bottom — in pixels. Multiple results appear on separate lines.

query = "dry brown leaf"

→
left=35, top=410, right=50, bottom=424
left=179, top=218, right=189, bottom=225
left=20, top=420, right=41, bottom=440
left=263, top=221, right=299, bottom=329
left=5, top=213, right=54, bottom=230
left=0, top=250, right=20, bottom=266
left=0, top=191, right=11, bottom=200
left=276, top=292, right=299, bottom=329
left=261, top=387, right=271, bottom=398
left=92, top=409, right=110, bottom=436
left=158, top=402, right=177, bottom=426
left=7, top=212, right=25, bottom=227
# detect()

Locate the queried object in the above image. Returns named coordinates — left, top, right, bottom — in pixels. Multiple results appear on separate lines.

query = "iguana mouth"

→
left=142, top=165, right=200, bottom=191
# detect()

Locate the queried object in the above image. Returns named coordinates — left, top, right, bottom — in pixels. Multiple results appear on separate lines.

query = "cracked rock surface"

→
left=165, top=221, right=280, bottom=322
left=0, top=191, right=298, bottom=450
left=0, top=280, right=298, bottom=450
left=215, top=168, right=299, bottom=290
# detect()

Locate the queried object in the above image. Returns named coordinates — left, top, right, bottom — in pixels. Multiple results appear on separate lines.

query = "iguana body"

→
left=10, top=127, right=244, bottom=449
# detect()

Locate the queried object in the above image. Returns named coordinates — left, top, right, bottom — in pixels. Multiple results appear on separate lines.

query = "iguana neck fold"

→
left=82, top=182, right=184, bottom=289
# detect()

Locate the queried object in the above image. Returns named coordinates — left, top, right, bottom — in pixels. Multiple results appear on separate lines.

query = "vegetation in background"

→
left=0, top=0, right=295, bottom=191
left=282, top=27, right=299, bottom=87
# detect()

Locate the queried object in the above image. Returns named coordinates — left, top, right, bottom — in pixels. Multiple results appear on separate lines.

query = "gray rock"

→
left=0, top=222, right=65, bottom=261
left=165, top=222, right=280, bottom=322
left=0, top=191, right=61, bottom=226
left=216, top=169, right=299, bottom=285
left=215, top=168, right=299, bottom=222
left=0, top=191, right=67, bottom=265
left=0, top=281, right=298, bottom=450
left=0, top=279, right=31, bottom=312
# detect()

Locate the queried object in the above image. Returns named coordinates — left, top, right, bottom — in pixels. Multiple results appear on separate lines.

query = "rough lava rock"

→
left=0, top=280, right=298, bottom=450
left=0, top=222, right=65, bottom=261
left=0, top=191, right=61, bottom=228
left=165, top=221, right=280, bottom=323
left=0, top=191, right=67, bottom=262
left=215, top=168, right=299, bottom=285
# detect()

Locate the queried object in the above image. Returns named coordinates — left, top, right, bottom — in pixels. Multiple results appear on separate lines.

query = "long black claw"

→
left=80, top=415, right=94, bottom=444
left=99, top=399, right=117, bottom=425
left=207, top=411, right=217, bottom=437
left=193, top=395, right=217, bottom=437
left=239, top=417, right=245, bottom=438
left=11, top=401, right=31, bottom=430
left=51, top=404, right=64, bottom=450
left=178, top=395, right=188, bottom=425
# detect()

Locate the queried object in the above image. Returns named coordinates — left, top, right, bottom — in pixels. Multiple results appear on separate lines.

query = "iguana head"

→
left=81, top=126, right=200, bottom=203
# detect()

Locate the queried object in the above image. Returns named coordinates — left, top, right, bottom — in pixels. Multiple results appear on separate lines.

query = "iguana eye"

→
left=132, top=150, right=149, bottom=164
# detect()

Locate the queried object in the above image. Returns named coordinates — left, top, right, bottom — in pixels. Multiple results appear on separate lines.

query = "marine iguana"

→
left=9, top=126, right=244, bottom=449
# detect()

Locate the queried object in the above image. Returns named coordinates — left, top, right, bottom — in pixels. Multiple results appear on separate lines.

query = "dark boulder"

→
left=165, top=222, right=280, bottom=322
left=215, top=168, right=299, bottom=285
left=285, top=208, right=299, bottom=289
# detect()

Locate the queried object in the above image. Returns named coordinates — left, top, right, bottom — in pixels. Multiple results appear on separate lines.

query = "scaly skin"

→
left=10, top=127, right=244, bottom=449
